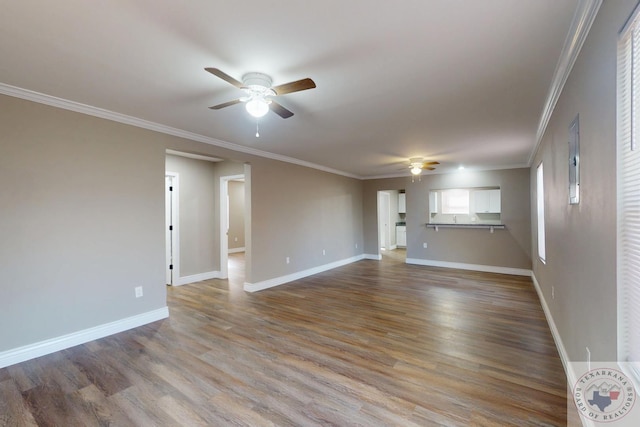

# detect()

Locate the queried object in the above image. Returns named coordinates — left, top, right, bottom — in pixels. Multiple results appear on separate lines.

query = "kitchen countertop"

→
left=426, top=223, right=505, bottom=229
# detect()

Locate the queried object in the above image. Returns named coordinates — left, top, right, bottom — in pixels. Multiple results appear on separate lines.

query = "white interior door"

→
left=378, top=191, right=391, bottom=251
left=220, top=174, right=245, bottom=279
left=165, top=175, right=173, bottom=284
left=165, top=172, right=179, bottom=285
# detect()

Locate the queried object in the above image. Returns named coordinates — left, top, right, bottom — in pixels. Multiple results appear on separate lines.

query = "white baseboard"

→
left=228, top=247, right=245, bottom=254
left=405, top=258, right=532, bottom=277
left=531, top=274, right=593, bottom=427
left=531, top=273, right=572, bottom=379
left=364, top=253, right=382, bottom=260
left=173, top=270, right=221, bottom=286
left=244, top=254, right=365, bottom=292
left=0, top=307, right=169, bottom=369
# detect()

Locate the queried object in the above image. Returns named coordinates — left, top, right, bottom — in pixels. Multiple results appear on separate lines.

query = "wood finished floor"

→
left=0, top=251, right=568, bottom=426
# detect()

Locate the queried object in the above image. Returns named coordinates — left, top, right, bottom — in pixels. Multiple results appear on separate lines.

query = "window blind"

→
left=536, top=163, right=546, bottom=263
left=618, top=12, right=640, bottom=379
left=441, top=189, right=470, bottom=215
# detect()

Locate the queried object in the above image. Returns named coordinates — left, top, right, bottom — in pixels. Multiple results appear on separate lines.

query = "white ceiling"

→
left=0, top=0, right=584, bottom=177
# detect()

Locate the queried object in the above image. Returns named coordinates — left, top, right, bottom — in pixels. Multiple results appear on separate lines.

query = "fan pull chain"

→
left=255, top=120, right=260, bottom=138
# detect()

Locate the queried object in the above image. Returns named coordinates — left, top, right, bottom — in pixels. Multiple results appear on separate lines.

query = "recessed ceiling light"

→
left=458, top=165, right=465, bottom=170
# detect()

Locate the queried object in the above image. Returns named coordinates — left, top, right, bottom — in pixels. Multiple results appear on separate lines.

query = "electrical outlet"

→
left=322, top=249, right=326, bottom=256
left=423, top=242, right=428, bottom=249
left=355, top=243, right=358, bottom=249
left=552, top=286, right=555, bottom=299
left=234, top=237, right=238, bottom=242
left=286, top=257, right=290, bottom=264
left=135, top=286, right=143, bottom=298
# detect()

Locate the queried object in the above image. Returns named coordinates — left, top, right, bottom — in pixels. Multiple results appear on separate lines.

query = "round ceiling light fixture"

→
left=245, top=98, right=270, bottom=118
left=409, top=157, right=424, bottom=175
left=241, top=73, right=275, bottom=118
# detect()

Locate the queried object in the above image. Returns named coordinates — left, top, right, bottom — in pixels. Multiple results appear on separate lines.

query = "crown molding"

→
left=165, top=149, right=223, bottom=162
left=528, top=0, right=603, bottom=166
left=363, top=163, right=530, bottom=180
left=0, top=83, right=360, bottom=179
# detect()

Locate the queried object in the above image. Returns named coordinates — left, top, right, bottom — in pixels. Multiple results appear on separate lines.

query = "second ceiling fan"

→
left=205, top=68, right=316, bottom=119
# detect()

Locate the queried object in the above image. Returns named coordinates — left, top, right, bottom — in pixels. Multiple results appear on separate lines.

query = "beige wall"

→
left=0, top=95, right=167, bottom=351
left=531, top=0, right=637, bottom=362
left=228, top=180, right=245, bottom=251
left=249, top=159, right=364, bottom=282
left=364, top=168, right=531, bottom=270
left=0, top=93, right=364, bottom=354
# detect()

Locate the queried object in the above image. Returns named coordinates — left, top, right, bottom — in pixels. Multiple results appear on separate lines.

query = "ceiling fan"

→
left=407, top=157, right=440, bottom=174
left=205, top=68, right=316, bottom=119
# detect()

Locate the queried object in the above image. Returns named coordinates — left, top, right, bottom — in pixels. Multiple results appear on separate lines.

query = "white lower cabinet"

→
left=396, top=226, right=406, bottom=247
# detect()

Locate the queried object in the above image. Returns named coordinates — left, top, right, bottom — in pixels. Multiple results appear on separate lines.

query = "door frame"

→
left=166, top=171, right=180, bottom=285
left=220, top=174, right=245, bottom=279
left=377, top=191, right=392, bottom=254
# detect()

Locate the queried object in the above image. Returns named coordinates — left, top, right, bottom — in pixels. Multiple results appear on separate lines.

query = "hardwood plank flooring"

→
left=0, top=251, right=568, bottom=426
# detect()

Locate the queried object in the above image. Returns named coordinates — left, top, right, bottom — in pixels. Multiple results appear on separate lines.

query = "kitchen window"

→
left=441, top=189, right=470, bottom=214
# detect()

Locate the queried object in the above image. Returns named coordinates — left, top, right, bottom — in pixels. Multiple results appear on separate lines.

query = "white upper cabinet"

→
left=398, top=193, right=406, bottom=213
left=429, top=191, right=438, bottom=214
left=474, top=189, right=501, bottom=213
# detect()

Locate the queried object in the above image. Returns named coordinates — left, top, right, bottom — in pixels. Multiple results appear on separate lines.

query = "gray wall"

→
left=364, top=168, right=531, bottom=270
left=0, top=92, right=364, bottom=353
left=228, top=180, right=245, bottom=251
left=531, top=0, right=636, bottom=362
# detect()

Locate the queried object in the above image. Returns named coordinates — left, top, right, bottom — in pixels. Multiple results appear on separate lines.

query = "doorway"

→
left=377, top=190, right=406, bottom=261
left=220, top=174, right=246, bottom=282
left=166, top=152, right=245, bottom=287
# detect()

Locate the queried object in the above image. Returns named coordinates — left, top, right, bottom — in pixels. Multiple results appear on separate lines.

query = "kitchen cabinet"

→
left=398, top=193, right=406, bottom=213
left=396, top=226, right=406, bottom=247
left=429, top=191, right=438, bottom=214
left=474, top=189, right=501, bottom=213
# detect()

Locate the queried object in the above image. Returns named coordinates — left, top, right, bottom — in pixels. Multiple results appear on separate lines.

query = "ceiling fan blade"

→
left=205, top=68, right=243, bottom=88
left=423, top=161, right=440, bottom=166
left=272, top=78, right=316, bottom=95
left=423, top=167, right=436, bottom=171
left=209, top=99, right=242, bottom=110
left=269, top=100, right=294, bottom=118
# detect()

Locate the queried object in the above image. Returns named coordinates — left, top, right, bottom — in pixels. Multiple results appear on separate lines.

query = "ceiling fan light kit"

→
left=245, top=98, right=270, bottom=118
left=205, top=67, right=316, bottom=126
left=242, top=72, right=273, bottom=91
left=407, top=157, right=440, bottom=181
left=409, top=158, right=424, bottom=175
